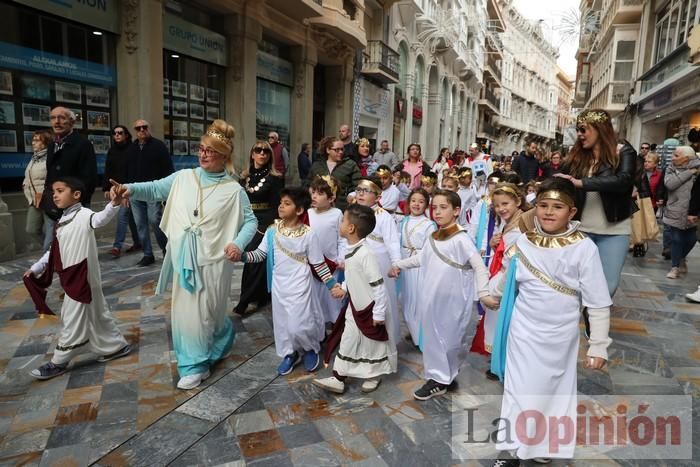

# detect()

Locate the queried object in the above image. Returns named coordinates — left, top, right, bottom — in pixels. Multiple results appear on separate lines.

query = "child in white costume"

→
left=354, top=177, right=402, bottom=343
left=308, top=176, right=345, bottom=324
left=24, top=177, right=130, bottom=380
left=313, top=204, right=397, bottom=394
left=457, top=167, right=478, bottom=228
left=376, top=165, right=400, bottom=213
left=397, top=188, right=436, bottom=346
left=391, top=189, right=496, bottom=400
left=242, top=187, right=341, bottom=376
left=490, top=179, right=612, bottom=466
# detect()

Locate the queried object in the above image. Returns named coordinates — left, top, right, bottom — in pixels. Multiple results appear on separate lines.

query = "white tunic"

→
left=365, top=206, right=402, bottom=342
left=308, top=207, right=345, bottom=323
left=395, top=226, right=488, bottom=385
left=258, top=223, right=326, bottom=357
left=496, top=232, right=612, bottom=459
left=333, top=240, right=397, bottom=378
left=381, top=184, right=400, bottom=212
left=398, top=215, right=436, bottom=345
left=30, top=203, right=127, bottom=364
left=457, top=186, right=478, bottom=228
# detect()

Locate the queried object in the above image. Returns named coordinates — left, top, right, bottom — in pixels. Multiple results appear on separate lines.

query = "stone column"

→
left=289, top=44, right=317, bottom=184
left=116, top=0, right=164, bottom=137
left=325, top=62, right=354, bottom=136
left=0, top=192, right=15, bottom=260
left=224, top=14, right=262, bottom=172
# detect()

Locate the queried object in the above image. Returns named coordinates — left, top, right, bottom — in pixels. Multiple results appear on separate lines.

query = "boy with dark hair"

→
left=23, top=176, right=131, bottom=380
left=313, top=204, right=396, bottom=394
left=239, top=186, right=342, bottom=375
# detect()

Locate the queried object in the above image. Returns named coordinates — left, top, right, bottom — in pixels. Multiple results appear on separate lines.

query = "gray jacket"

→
left=663, top=159, right=700, bottom=229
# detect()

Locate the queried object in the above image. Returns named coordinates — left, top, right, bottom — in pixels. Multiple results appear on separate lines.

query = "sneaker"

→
left=312, top=376, right=345, bottom=394
left=277, top=352, right=301, bottom=376
left=667, top=267, right=680, bottom=279
left=686, top=287, right=700, bottom=303
left=110, top=247, right=121, bottom=258
left=493, top=459, right=520, bottom=467
left=303, top=350, right=320, bottom=372
left=125, top=244, right=142, bottom=253
left=532, top=458, right=552, bottom=464
left=413, top=379, right=448, bottom=400
left=97, top=345, right=131, bottom=363
left=136, top=255, right=155, bottom=267
left=680, top=260, right=688, bottom=274
left=361, top=378, right=381, bottom=393
left=177, top=370, right=210, bottom=390
left=485, top=369, right=499, bottom=381
left=30, top=362, right=67, bottom=380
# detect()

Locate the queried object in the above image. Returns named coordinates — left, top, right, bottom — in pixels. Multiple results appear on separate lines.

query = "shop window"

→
left=41, top=17, right=63, bottom=55
left=614, top=40, right=635, bottom=81
left=67, top=26, right=87, bottom=62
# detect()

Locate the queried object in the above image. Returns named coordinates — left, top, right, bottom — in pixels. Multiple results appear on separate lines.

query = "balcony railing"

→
left=361, top=41, right=400, bottom=84
left=639, top=45, right=690, bottom=94
left=610, top=83, right=630, bottom=105
left=486, top=56, right=502, bottom=82
left=485, top=88, right=499, bottom=109
left=481, top=122, right=497, bottom=136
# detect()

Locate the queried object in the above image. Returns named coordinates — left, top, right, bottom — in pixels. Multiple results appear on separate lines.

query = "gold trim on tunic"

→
left=525, top=229, right=587, bottom=249
left=515, top=246, right=578, bottom=297
left=273, top=230, right=308, bottom=264
left=431, top=223, right=463, bottom=241
left=274, top=219, right=310, bottom=238
left=428, top=234, right=469, bottom=270
left=368, top=233, right=384, bottom=243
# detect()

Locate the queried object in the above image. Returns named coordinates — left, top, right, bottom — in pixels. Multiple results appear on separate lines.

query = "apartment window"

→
left=654, top=0, right=700, bottom=64
left=614, top=40, right=636, bottom=81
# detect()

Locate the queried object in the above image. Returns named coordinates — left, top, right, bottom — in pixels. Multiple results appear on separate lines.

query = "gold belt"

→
left=251, top=202, right=271, bottom=210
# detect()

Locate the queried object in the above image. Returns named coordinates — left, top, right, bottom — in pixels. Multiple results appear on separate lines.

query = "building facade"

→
left=555, top=67, right=575, bottom=147
left=492, top=0, right=558, bottom=156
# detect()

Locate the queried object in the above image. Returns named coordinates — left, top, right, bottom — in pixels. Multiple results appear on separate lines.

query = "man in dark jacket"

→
left=127, top=119, right=173, bottom=266
left=297, top=143, right=311, bottom=181
left=512, top=141, right=541, bottom=183
left=44, top=106, right=97, bottom=215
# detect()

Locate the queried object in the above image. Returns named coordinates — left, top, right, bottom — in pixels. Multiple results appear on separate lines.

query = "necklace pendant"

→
left=193, top=209, right=199, bottom=217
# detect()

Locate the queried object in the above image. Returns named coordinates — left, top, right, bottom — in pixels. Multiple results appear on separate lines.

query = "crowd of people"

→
left=17, top=107, right=700, bottom=465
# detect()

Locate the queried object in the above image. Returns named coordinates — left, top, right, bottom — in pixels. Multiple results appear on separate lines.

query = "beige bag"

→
left=630, top=195, right=660, bottom=244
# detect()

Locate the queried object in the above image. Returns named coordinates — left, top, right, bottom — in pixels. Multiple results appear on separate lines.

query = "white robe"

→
left=398, top=215, right=436, bottom=345
left=30, top=204, right=127, bottom=364
left=365, top=206, right=402, bottom=342
left=457, top=186, right=478, bottom=228
left=258, top=223, right=326, bottom=357
left=381, top=184, right=400, bottom=212
left=333, top=240, right=397, bottom=378
left=496, top=233, right=612, bottom=459
left=308, top=207, right=345, bottom=323
left=395, top=226, right=488, bottom=385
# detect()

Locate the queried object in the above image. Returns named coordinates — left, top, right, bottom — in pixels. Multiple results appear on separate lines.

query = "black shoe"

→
left=31, top=362, right=67, bottom=380
left=413, top=379, right=448, bottom=400
left=493, top=458, right=520, bottom=467
left=662, top=250, right=671, bottom=260
left=136, top=255, right=155, bottom=267
left=485, top=369, right=499, bottom=381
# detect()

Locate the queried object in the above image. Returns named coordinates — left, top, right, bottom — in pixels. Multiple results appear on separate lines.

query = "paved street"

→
left=0, top=240, right=699, bottom=467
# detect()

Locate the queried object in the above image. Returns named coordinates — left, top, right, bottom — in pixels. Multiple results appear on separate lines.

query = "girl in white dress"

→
left=397, top=188, right=436, bottom=346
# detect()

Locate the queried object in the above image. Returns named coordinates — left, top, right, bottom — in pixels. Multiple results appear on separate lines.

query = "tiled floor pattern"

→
left=0, top=241, right=699, bottom=466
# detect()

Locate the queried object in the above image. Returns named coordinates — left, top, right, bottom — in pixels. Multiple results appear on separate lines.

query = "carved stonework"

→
left=294, top=65, right=305, bottom=98
left=312, top=31, right=354, bottom=64
left=123, top=0, right=139, bottom=54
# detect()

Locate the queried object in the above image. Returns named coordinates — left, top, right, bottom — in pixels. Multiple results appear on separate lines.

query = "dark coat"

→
left=102, top=141, right=131, bottom=191
left=308, top=157, right=362, bottom=211
left=512, top=152, right=541, bottom=183
left=126, top=138, right=174, bottom=183
left=45, top=131, right=97, bottom=206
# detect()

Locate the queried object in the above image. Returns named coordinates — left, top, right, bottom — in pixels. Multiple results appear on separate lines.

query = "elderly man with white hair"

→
left=663, top=145, right=700, bottom=279
left=43, top=106, right=97, bottom=217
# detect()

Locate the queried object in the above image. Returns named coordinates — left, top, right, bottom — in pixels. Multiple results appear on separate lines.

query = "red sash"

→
left=323, top=295, right=388, bottom=364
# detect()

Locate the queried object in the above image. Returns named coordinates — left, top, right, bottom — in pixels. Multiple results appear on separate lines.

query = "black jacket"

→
left=126, top=138, right=174, bottom=183
left=102, top=141, right=131, bottom=191
left=45, top=131, right=97, bottom=205
left=688, top=176, right=700, bottom=217
left=565, top=144, right=637, bottom=223
left=512, top=152, right=541, bottom=183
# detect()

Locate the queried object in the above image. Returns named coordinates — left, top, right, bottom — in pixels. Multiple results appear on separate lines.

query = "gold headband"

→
left=375, top=168, right=391, bottom=177
left=205, top=130, right=231, bottom=146
left=421, top=175, right=436, bottom=185
left=356, top=137, right=370, bottom=147
left=577, top=111, right=609, bottom=125
left=494, top=185, right=520, bottom=198
left=357, top=179, right=381, bottom=195
left=317, top=175, right=338, bottom=196
left=536, top=190, right=575, bottom=207
left=459, top=169, right=472, bottom=178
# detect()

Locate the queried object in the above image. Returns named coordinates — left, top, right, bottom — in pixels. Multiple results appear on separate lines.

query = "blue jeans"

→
left=663, top=224, right=671, bottom=252
left=131, top=200, right=167, bottom=257
left=668, top=225, right=697, bottom=268
left=113, top=205, right=141, bottom=250
left=586, top=233, right=629, bottom=297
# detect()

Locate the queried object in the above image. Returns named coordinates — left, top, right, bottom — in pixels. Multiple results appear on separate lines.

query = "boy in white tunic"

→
left=390, top=190, right=497, bottom=400
left=313, top=204, right=397, bottom=394
left=308, top=175, right=345, bottom=324
left=241, top=187, right=341, bottom=376
left=354, top=177, right=402, bottom=343
left=24, top=177, right=130, bottom=380
left=490, top=178, right=612, bottom=466
left=457, top=167, right=478, bottom=228
left=375, top=165, right=400, bottom=213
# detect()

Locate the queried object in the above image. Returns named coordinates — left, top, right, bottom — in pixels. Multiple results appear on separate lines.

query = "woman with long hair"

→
left=397, top=143, right=432, bottom=189
left=308, top=136, right=362, bottom=211
left=432, top=147, right=451, bottom=185
left=356, top=138, right=378, bottom=176
left=555, top=109, right=636, bottom=296
left=235, top=141, right=285, bottom=314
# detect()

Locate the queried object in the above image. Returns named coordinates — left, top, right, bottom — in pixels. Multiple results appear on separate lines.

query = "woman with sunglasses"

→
left=308, top=136, right=362, bottom=211
left=103, top=125, right=141, bottom=258
left=555, top=109, right=637, bottom=296
left=234, top=141, right=284, bottom=315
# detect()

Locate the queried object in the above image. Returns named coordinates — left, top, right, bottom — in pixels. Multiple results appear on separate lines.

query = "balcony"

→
left=477, top=121, right=498, bottom=139
left=600, top=0, right=643, bottom=34
left=265, top=0, right=323, bottom=21
left=361, top=41, right=400, bottom=85
left=574, top=81, right=591, bottom=107
left=307, top=0, right=367, bottom=49
left=484, top=56, right=502, bottom=86
left=638, top=45, right=691, bottom=95
left=397, top=0, right=424, bottom=23
left=478, top=88, right=500, bottom=114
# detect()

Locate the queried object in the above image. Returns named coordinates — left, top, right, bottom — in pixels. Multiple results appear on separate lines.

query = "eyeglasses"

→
left=330, top=147, right=344, bottom=152
left=253, top=147, right=271, bottom=155
left=198, top=145, right=219, bottom=157
left=355, top=187, right=376, bottom=195
left=575, top=127, right=587, bottom=134
left=134, top=125, right=149, bottom=131
left=113, top=130, right=124, bottom=136
left=641, top=146, right=650, bottom=150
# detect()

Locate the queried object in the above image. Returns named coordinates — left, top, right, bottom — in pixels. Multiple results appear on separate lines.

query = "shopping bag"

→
left=630, top=195, right=659, bottom=244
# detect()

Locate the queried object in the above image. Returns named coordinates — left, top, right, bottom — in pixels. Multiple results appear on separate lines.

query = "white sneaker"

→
left=177, top=370, right=210, bottom=390
left=686, top=287, right=700, bottom=303
left=312, top=376, right=345, bottom=394
left=667, top=267, right=680, bottom=279
left=361, top=378, right=381, bottom=393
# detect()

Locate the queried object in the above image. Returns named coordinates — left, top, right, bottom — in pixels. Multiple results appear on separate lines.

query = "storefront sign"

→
left=360, top=79, right=389, bottom=119
left=412, top=104, right=423, bottom=125
left=256, top=51, right=293, bottom=87
left=163, top=13, right=227, bottom=66
left=0, top=42, right=115, bottom=85
left=11, top=0, right=119, bottom=33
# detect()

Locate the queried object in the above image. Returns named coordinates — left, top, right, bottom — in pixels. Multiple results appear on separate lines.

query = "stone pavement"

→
left=0, top=240, right=698, bottom=466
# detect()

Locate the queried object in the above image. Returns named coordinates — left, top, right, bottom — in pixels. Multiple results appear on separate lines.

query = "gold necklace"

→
left=194, top=177, right=223, bottom=217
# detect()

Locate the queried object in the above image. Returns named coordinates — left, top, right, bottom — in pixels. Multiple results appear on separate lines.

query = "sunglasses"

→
left=113, top=130, right=125, bottom=135
left=253, top=147, right=271, bottom=155
left=134, top=125, right=149, bottom=131
left=576, top=127, right=587, bottom=134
